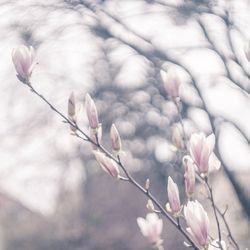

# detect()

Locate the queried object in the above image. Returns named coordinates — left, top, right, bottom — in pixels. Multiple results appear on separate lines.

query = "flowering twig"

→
left=24, top=81, right=199, bottom=249
left=174, top=98, right=239, bottom=250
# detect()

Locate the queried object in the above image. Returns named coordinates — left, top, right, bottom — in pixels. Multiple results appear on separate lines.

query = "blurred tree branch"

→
left=63, top=0, right=250, bottom=220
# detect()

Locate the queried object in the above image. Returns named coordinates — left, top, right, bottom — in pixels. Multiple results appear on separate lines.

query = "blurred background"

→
left=0, top=0, right=250, bottom=249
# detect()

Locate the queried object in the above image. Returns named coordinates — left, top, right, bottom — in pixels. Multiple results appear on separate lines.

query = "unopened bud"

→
left=94, top=151, right=120, bottom=178
left=160, top=68, right=180, bottom=98
left=85, top=93, right=99, bottom=130
left=110, top=124, right=122, bottom=153
left=146, top=199, right=155, bottom=211
left=68, top=92, right=76, bottom=118
left=171, top=123, right=184, bottom=150
left=183, top=155, right=196, bottom=197
left=68, top=92, right=77, bottom=132
left=189, top=133, right=215, bottom=174
left=167, top=176, right=181, bottom=215
left=12, top=45, right=36, bottom=82
left=184, top=200, right=209, bottom=247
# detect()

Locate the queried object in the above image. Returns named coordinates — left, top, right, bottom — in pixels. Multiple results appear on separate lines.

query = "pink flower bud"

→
left=160, top=68, right=180, bottom=98
left=172, top=123, right=184, bottom=149
left=110, top=124, right=122, bottom=152
left=244, top=41, right=250, bottom=61
left=183, top=156, right=196, bottom=196
left=90, top=126, right=102, bottom=150
left=85, top=93, right=99, bottom=129
left=137, top=213, right=163, bottom=244
left=189, top=133, right=215, bottom=174
left=184, top=200, right=209, bottom=247
left=167, top=176, right=181, bottom=214
left=12, top=45, right=35, bottom=81
left=94, top=151, right=119, bottom=178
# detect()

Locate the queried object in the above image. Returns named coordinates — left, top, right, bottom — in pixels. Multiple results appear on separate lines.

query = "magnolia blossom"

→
left=94, top=151, right=119, bottom=178
left=160, top=68, right=180, bottom=98
left=189, top=133, right=215, bottom=174
left=244, top=41, right=250, bottom=61
left=208, top=240, right=227, bottom=250
left=90, top=126, right=102, bottom=150
left=110, top=124, right=122, bottom=152
left=184, top=200, right=209, bottom=247
left=166, top=176, right=181, bottom=214
left=85, top=93, right=99, bottom=130
left=12, top=45, right=35, bottom=81
left=171, top=123, right=184, bottom=150
left=137, top=213, right=163, bottom=244
left=183, top=156, right=196, bottom=196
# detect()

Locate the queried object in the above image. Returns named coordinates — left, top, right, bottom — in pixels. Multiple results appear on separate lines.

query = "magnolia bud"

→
left=68, top=92, right=76, bottom=119
left=137, top=213, right=163, bottom=245
left=85, top=93, right=99, bottom=130
left=189, top=133, right=215, bottom=174
left=160, top=68, right=180, bottom=98
left=110, top=124, right=122, bottom=153
left=166, top=176, right=181, bottom=215
left=12, top=45, right=35, bottom=82
left=146, top=199, right=155, bottom=212
left=171, top=123, right=184, bottom=150
left=184, top=200, right=209, bottom=247
left=183, top=155, right=196, bottom=197
left=94, top=151, right=119, bottom=178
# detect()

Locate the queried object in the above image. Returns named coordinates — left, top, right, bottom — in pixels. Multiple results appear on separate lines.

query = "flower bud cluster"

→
left=84, top=94, right=123, bottom=178
left=160, top=68, right=180, bottom=99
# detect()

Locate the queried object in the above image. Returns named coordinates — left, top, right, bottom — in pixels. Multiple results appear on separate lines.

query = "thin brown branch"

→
left=204, top=177, right=222, bottom=244
left=215, top=206, right=240, bottom=250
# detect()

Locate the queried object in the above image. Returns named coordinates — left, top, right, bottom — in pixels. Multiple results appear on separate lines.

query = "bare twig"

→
left=204, top=177, right=222, bottom=243
left=215, top=206, right=240, bottom=250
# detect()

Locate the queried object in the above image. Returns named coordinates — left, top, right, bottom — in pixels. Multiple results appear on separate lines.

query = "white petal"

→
left=206, top=134, right=215, bottom=153
left=209, top=153, right=221, bottom=172
left=137, top=218, right=148, bottom=237
left=146, top=213, right=159, bottom=223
